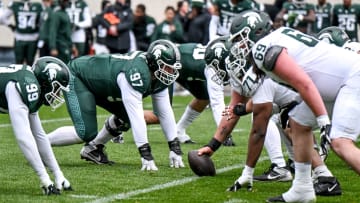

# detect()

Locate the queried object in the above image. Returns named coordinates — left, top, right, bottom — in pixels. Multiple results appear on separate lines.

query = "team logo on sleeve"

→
left=243, top=12, right=262, bottom=28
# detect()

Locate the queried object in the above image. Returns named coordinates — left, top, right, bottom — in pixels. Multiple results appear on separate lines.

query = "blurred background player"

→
left=65, top=0, right=92, bottom=57
left=0, top=0, right=42, bottom=65
left=276, top=0, right=316, bottom=34
left=312, top=0, right=332, bottom=34
left=332, top=0, right=360, bottom=42
left=132, top=3, right=156, bottom=51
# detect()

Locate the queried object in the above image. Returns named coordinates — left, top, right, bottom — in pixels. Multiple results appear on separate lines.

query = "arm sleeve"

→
left=6, top=82, right=50, bottom=180
left=209, top=15, right=219, bottom=42
left=117, top=73, right=148, bottom=147
left=151, top=88, right=177, bottom=142
left=205, top=66, right=225, bottom=126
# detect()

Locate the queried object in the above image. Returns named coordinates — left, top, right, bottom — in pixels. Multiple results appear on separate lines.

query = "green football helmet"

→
left=229, top=10, right=272, bottom=71
left=204, top=36, right=231, bottom=85
left=316, top=26, right=350, bottom=47
left=32, top=56, right=70, bottom=110
left=146, top=39, right=182, bottom=85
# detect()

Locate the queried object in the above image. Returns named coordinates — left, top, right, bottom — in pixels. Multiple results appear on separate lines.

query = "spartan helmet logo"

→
left=43, top=63, right=62, bottom=81
left=243, top=12, right=262, bottom=29
left=152, top=44, right=167, bottom=59
left=318, top=33, right=333, bottom=44
left=211, top=42, right=227, bottom=58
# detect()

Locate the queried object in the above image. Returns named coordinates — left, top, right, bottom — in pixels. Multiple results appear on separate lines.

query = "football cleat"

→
left=177, top=132, right=195, bottom=144
left=314, top=176, right=342, bottom=196
left=223, top=135, right=235, bottom=146
left=111, top=133, right=124, bottom=144
left=266, top=195, right=286, bottom=202
left=253, top=163, right=292, bottom=182
left=42, top=184, right=61, bottom=195
left=80, top=143, right=114, bottom=165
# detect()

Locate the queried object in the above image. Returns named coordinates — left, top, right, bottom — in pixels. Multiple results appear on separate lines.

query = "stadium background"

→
left=0, top=0, right=345, bottom=47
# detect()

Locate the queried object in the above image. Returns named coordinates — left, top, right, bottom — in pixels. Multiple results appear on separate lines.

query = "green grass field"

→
left=0, top=95, right=359, bottom=203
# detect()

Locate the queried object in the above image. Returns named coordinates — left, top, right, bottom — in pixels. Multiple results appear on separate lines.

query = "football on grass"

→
left=188, top=150, right=216, bottom=176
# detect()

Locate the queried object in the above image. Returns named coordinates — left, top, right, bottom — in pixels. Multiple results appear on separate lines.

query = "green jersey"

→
left=68, top=52, right=167, bottom=100
left=213, top=0, right=255, bottom=35
left=7, top=1, right=42, bottom=34
left=178, top=43, right=207, bottom=81
left=0, top=65, right=42, bottom=113
left=333, top=4, right=360, bottom=41
left=65, top=0, right=88, bottom=25
left=313, top=3, right=332, bottom=33
left=283, top=2, right=315, bottom=29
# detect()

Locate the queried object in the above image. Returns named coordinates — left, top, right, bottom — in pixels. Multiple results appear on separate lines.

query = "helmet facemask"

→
left=44, top=80, right=70, bottom=111
left=229, top=26, right=254, bottom=70
left=227, top=55, right=262, bottom=97
left=154, top=59, right=181, bottom=86
left=208, top=59, right=227, bottom=85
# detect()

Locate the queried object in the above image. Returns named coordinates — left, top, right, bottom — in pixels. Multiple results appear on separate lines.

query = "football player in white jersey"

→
left=226, top=10, right=360, bottom=202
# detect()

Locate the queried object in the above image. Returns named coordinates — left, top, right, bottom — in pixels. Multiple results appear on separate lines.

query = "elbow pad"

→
left=264, top=45, right=284, bottom=71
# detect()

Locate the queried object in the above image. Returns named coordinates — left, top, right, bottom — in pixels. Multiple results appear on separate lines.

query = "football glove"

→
left=141, top=158, right=158, bottom=171
left=319, top=124, right=332, bottom=161
left=227, top=172, right=253, bottom=192
left=55, top=177, right=72, bottom=191
left=169, top=151, right=185, bottom=168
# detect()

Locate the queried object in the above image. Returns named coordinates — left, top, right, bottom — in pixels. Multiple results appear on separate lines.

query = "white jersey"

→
left=252, top=27, right=360, bottom=102
left=252, top=78, right=300, bottom=108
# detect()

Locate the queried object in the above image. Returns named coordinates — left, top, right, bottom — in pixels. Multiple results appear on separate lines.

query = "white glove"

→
left=227, top=170, right=253, bottom=191
left=169, top=151, right=185, bottom=168
left=55, top=177, right=72, bottom=191
left=141, top=158, right=158, bottom=171
left=283, top=14, right=289, bottom=21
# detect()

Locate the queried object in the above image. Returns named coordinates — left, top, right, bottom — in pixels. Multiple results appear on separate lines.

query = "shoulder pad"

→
left=264, top=45, right=284, bottom=71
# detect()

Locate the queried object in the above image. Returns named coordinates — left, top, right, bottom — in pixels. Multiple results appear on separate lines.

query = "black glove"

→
left=319, top=124, right=331, bottom=161
left=279, top=101, right=298, bottom=129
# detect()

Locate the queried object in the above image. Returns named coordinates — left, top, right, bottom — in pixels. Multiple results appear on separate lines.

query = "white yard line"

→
left=74, top=156, right=269, bottom=203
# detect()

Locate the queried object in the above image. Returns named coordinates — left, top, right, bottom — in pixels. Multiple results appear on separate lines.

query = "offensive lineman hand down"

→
left=227, top=171, right=253, bottom=192
left=141, top=158, right=158, bottom=171
left=169, top=151, right=185, bottom=168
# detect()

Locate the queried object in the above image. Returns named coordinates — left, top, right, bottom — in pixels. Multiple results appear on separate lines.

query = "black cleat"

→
left=80, top=144, right=114, bottom=165
left=314, top=176, right=342, bottom=196
left=266, top=195, right=286, bottom=202
left=42, top=184, right=60, bottom=195
left=223, top=135, right=235, bottom=146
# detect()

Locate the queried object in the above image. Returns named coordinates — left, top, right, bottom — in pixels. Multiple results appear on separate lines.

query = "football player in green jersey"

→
left=276, top=0, right=316, bottom=34
left=45, top=40, right=184, bottom=171
left=142, top=38, right=235, bottom=146
left=0, top=0, right=42, bottom=65
left=312, top=0, right=332, bottom=34
left=65, top=0, right=92, bottom=56
left=208, top=0, right=257, bottom=41
left=332, top=0, right=360, bottom=42
left=0, top=57, right=71, bottom=195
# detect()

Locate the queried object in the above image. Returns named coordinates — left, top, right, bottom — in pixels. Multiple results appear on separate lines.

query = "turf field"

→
left=0, top=95, right=358, bottom=203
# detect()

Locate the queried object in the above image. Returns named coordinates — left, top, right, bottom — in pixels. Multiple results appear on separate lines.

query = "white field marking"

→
left=224, top=199, right=250, bottom=203
left=78, top=156, right=270, bottom=203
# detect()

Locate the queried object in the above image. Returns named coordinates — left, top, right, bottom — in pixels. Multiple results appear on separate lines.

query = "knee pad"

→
left=105, top=115, right=130, bottom=137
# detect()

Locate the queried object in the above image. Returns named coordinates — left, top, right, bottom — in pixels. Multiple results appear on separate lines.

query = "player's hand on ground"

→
left=227, top=173, right=253, bottom=192
left=141, top=158, right=158, bottom=171
left=169, top=151, right=185, bottom=168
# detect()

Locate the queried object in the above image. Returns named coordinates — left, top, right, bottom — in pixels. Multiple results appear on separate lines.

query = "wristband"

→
left=206, top=138, right=222, bottom=152
left=233, top=104, right=247, bottom=116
